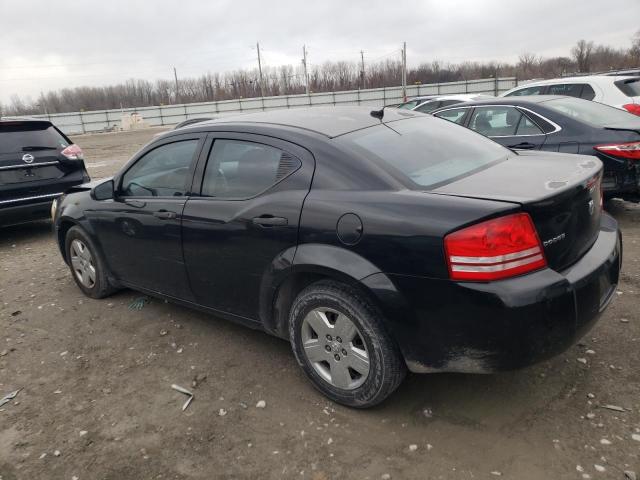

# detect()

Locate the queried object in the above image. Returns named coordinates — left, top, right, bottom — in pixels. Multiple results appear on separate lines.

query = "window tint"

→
left=515, top=115, right=543, bottom=135
left=580, top=84, right=596, bottom=100
left=544, top=97, right=640, bottom=127
left=121, top=140, right=198, bottom=197
left=439, top=99, right=462, bottom=108
left=201, top=139, right=300, bottom=198
left=469, top=107, right=522, bottom=136
left=505, top=85, right=545, bottom=96
left=434, top=108, right=468, bottom=125
left=0, top=122, right=68, bottom=154
left=414, top=100, right=442, bottom=113
left=547, top=83, right=584, bottom=98
left=398, top=100, right=421, bottom=109
left=339, top=116, right=508, bottom=189
left=615, top=78, right=640, bottom=97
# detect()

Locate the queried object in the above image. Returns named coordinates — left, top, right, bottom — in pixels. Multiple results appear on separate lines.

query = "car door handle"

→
left=153, top=210, right=177, bottom=220
left=509, top=142, right=537, bottom=149
left=252, top=216, right=288, bottom=227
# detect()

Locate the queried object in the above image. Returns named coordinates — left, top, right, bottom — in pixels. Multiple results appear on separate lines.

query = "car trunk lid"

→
left=433, top=151, right=603, bottom=272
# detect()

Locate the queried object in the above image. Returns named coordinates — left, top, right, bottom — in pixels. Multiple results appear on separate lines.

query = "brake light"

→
left=622, top=104, right=640, bottom=116
left=595, top=141, right=640, bottom=160
left=444, top=213, right=547, bottom=281
left=61, top=144, right=83, bottom=160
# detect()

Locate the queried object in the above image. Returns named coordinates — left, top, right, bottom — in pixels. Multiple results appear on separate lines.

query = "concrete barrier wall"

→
left=15, top=77, right=517, bottom=135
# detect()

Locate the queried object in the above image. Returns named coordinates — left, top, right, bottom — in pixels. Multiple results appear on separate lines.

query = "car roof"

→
left=0, top=117, right=51, bottom=124
left=509, top=75, right=639, bottom=88
left=190, top=106, right=421, bottom=138
left=438, top=95, right=565, bottom=107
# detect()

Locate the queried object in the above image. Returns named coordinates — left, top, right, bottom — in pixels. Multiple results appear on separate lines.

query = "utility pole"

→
left=302, top=45, right=310, bottom=95
left=173, top=67, right=180, bottom=104
left=360, top=50, right=365, bottom=89
left=401, top=42, right=407, bottom=102
left=256, top=41, right=265, bottom=97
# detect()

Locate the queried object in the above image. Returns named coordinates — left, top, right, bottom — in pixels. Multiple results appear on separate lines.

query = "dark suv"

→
left=0, top=119, right=89, bottom=226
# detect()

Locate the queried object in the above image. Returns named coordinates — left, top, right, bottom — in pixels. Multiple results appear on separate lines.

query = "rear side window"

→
left=580, top=84, right=596, bottom=100
left=615, top=78, right=640, bottom=97
left=0, top=122, right=68, bottom=154
left=201, top=139, right=300, bottom=198
left=434, top=108, right=468, bottom=124
left=547, top=83, right=585, bottom=98
left=339, top=117, right=508, bottom=189
left=505, top=85, right=546, bottom=96
left=469, top=106, right=522, bottom=136
left=516, top=115, right=543, bottom=135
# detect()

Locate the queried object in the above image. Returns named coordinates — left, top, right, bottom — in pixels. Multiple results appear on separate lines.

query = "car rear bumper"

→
left=365, top=213, right=622, bottom=373
left=0, top=194, right=62, bottom=225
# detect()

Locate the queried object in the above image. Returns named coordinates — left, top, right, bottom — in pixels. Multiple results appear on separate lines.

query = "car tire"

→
left=65, top=226, right=116, bottom=299
left=289, top=280, right=406, bottom=408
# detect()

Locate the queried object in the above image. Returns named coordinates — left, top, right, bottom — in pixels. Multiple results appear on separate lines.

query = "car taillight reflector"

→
left=61, top=144, right=83, bottom=160
left=622, top=104, right=640, bottom=116
left=444, top=213, right=547, bottom=281
left=595, top=141, right=640, bottom=160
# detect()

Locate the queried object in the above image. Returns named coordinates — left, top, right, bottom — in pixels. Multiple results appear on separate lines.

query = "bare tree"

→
left=572, top=39, right=595, bottom=72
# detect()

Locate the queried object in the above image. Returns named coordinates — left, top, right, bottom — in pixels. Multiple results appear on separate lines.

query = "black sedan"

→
left=52, top=107, right=621, bottom=407
left=431, top=96, right=640, bottom=202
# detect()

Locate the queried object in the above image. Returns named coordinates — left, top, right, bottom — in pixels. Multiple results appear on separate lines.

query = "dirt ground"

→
left=1, top=127, right=639, bottom=480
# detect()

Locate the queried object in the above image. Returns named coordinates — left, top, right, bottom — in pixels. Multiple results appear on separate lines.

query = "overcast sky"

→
left=0, top=0, right=638, bottom=104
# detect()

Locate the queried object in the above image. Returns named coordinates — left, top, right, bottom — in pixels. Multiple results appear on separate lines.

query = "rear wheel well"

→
left=270, top=270, right=383, bottom=339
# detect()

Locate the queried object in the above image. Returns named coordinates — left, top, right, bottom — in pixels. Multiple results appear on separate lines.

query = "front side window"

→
left=339, top=116, right=508, bottom=189
left=434, top=108, right=468, bottom=125
left=547, top=83, right=584, bottom=98
left=121, top=140, right=199, bottom=197
left=469, top=106, right=523, bottom=136
left=201, top=139, right=300, bottom=198
left=505, top=85, right=545, bottom=96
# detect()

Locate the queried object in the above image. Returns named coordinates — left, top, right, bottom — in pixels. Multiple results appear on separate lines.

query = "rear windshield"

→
left=338, top=116, right=509, bottom=189
left=615, top=78, right=640, bottom=97
left=0, top=123, right=68, bottom=154
left=543, top=97, right=639, bottom=127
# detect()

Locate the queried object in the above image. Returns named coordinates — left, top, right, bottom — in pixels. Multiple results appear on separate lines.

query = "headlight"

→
left=51, top=197, right=58, bottom=221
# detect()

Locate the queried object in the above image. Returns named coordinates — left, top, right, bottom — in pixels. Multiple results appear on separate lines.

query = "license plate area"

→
left=0, top=165, right=62, bottom=184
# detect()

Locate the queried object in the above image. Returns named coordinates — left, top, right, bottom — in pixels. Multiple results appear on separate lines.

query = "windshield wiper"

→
left=22, top=146, right=57, bottom=151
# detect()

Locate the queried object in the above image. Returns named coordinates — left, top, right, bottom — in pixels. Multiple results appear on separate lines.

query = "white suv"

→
left=501, top=75, right=640, bottom=115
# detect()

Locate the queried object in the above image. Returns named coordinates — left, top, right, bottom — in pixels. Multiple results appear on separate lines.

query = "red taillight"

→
left=444, top=213, right=547, bottom=281
left=595, top=141, right=640, bottom=160
left=61, top=144, right=83, bottom=160
left=622, top=104, right=640, bottom=116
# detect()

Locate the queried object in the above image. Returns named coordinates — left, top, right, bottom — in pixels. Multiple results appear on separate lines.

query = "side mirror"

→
left=92, top=179, right=115, bottom=201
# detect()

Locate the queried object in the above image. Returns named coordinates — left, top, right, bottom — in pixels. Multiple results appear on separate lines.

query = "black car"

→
left=1, top=118, right=89, bottom=225
left=430, top=96, right=640, bottom=202
left=52, top=107, right=621, bottom=407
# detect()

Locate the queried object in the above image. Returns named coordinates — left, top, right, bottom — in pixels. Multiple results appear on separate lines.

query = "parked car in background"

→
left=1, top=118, right=89, bottom=226
left=501, top=75, right=640, bottom=115
left=53, top=107, right=621, bottom=407
left=431, top=96, right=640, bottom=202
left=393, top=95, right=439, bottom=109
left=411, top=94, right=493, bottom=113
left=173, top=117, right=214, bottom=129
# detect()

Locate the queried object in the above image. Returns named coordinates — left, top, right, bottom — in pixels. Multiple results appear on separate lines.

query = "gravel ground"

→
left=0, top=128, right=639, bottom=480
